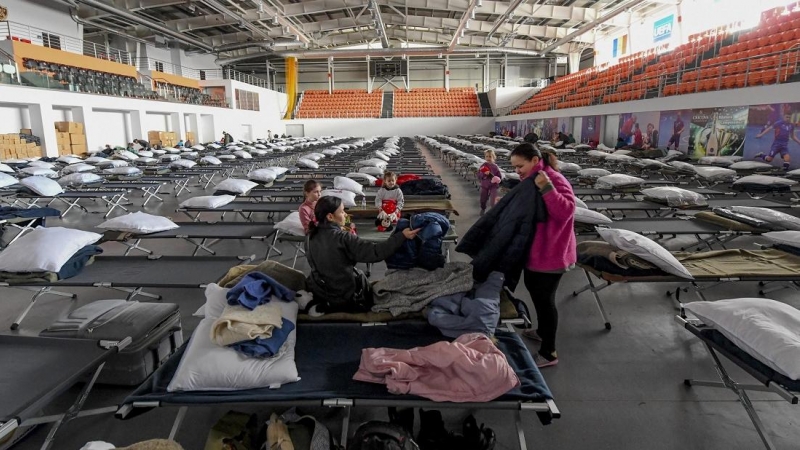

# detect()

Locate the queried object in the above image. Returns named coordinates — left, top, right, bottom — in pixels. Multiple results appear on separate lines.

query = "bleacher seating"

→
left=511, top=7, right=800, bottom=114
left=393, top=87, right=480, bottom=117
left=153, top=80, right=228, bottom=108
left=296, top=89, right=383, bottom=118
left=21, top=57, right=158, bottom=99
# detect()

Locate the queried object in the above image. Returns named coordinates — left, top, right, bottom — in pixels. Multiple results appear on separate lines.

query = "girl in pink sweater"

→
left=509, top=144, right=576, bottom=368
left=299, top=180, right=322, bottom=234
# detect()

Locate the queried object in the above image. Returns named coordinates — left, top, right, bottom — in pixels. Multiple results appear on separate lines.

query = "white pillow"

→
left=358, top=159, right=388, bottom=169
left=136, top=157, right=158, bottom=165
left=103, top=167, right=142, bottom=176
left=597, top=228, right=693, bottom=279
left=159, top=154, right=180, bottom=162
left=575, top=197, right=588, bottom=209
left=248, top=168, right=277, bottom=184
left=233, top=150, right=253, bottom=159
left=595, top=174, right=645, bottom=189
left=275, top=211, right=305, bottom=237
left=642, top=187, right=708, bottom=208
left=763, top=231, right=800, bottom=248
left=170, top=160, right=197, bottom=169
left=167, top=302, right=299, bottom=391
left=181, top=152, right=198, bottom=159
left=20, top=176, right=64, bottom=196
left=151, top=149, right=167, bottom=156
left=359, top=166, right=384, bottom=177
left=558, top=162, right=581, bottom=174
left=322, top=189, right=356, bottom=208
left=694, top=166, right=736, bottom=182
left=164, top=147, right=181, bottom=154
left=214, top=178, right=257, bottom=195
left=296, top=159, right=319, bottom=169
left=578, top=168, right=612, bottom=179
left=373, top=151, right=390, bottom=161
left=58, top=156, right=82, bottom=164
left=733, top=175, right=797, bottom=188
left=179, top=195, right=236, bottom=209
left=62, top=163, right=95, bottom=174
left=28, top=161, right=55, bottom=169
left=334, top=176, right=365, bottom=196
left=587, top=150, right=609, bottom=159
left=322, top=149, right=339, bottom=156
left=97, top=160, right=128, bottom=168
left=200, top=156, right=222, bottom=166
left=0, top=226, right=101, bottom=272
left=217, top=154, right=236, bottom=161
left=345, top=173, right=378, bottom=186
left=98, top=211, right=179, bottom=234
left=0, top=172, right=17, bottom=188
left=669, top=161, right=697, bottom=173
left=21, top=167, right=57, bottom=178
left=137, top=150, right=154, bottom=158
left=0, top=163, right=13, bottom=173
left=58, top=173, right=103, bottom=186
left=266, top=167, right=289, bottom=176
left=191, top=145, right=205, bottom=151
left=574, top=207, right=612, bottom=224
left=699, top=156, right=737, bottom=167
left=685, top=298, right=800, bottom=380
left=786, top=168, right=800, bottom=181
left=114, top=150, right=138, bottom=161
left=728, top=206, right=800, bottom=231
left=303, top=153, right=325, bottom=161
left=729, top=161, right=773, bottom=171
left=605, top=154, right=635, bottom=162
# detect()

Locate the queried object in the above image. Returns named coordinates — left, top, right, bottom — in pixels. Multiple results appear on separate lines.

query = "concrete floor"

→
left=3, top=141, right=799, bottom=450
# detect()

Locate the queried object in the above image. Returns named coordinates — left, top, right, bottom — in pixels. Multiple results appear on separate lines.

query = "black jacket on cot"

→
left=400, top=178, right=450, bottom=198
left=305, top=223, right=405, bottom=312
left=456, top=177, right=547, bottom=290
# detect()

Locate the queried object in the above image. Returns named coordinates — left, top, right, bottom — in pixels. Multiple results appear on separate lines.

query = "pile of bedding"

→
left=0, top=226, right=103, bottom=282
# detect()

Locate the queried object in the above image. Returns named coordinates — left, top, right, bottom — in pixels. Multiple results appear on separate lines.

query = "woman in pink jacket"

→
left=509, top=143, right=576, bottom=368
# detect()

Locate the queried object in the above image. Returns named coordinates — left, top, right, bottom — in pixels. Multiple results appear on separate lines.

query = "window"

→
left=42, top=33, right=61, bottom=50
left=155, top=61, right=164, bottom=72
left=235, top=89, right=260, bottom=111
left=199, top=70, right=206, bottom=80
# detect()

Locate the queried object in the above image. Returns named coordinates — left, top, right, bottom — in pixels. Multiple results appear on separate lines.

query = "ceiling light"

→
left=272, top=16, right=279, bottom=25
left=477, top=0, right=482, bottom=6
left=466, top=19, right=471, bottom=28
left=470, top=10, right=476, bottom=19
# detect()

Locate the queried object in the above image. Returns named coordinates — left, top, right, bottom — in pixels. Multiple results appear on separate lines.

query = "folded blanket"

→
left=226, top=272, right=295, bottom=310
left=372, top=262, right=474, bottom=316
left=0, top=244, right=102, bottom=283
left=230, top=317, right=295, bottom=358
left=210, top=302, right=283, bottom=346
left=219, top=260, right=307, bottom=291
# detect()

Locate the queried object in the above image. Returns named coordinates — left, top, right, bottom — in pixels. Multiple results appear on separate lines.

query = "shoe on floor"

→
left=521, top=328, right=542, bottom=342
left=533, top=353, right=558, bottom=368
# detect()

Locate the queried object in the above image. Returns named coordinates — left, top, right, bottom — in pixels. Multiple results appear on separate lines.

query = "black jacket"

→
left=456, top=177, right=547, bottom=290
left=306, top=223, right=405, bottom=311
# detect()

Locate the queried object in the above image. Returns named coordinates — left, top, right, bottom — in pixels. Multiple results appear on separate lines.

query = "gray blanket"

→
left=372, top=262, right=474, bottom=316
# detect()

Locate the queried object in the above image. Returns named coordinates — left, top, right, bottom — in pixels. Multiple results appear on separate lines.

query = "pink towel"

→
left=353, top=333, right=520, bottom=402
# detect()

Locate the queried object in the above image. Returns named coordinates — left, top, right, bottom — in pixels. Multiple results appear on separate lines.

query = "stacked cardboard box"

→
left=0, top=134, right=43, bottom=160
left=54, top=121, right=86, bottom=155
left=185, top=131, right=196, bottom=144
left=148, top=130, right=178, bottom=147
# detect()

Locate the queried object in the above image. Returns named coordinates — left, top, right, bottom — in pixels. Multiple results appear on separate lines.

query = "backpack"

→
left=349, top=421, right=419, bottom=450
left=385, top=213, right=448, bottom=271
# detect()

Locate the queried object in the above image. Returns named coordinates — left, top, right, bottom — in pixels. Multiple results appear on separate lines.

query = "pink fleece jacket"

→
left=353, top=333, right=520, bottom=402
left=526, top=161, right=577, bottom=272
left=299, top=200, right=316, bottom=234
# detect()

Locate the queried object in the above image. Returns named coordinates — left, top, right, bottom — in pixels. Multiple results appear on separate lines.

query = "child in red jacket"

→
left=477, top=150, right=502, bottom=216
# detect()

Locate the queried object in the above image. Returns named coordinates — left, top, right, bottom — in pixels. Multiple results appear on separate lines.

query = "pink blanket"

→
left=353, top=333, right=520, bottom=402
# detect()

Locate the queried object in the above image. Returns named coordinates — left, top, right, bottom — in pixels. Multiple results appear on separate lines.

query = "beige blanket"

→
left=210, top=302, right=283, bottom=347
left=218, top=260, right=307, bottom=291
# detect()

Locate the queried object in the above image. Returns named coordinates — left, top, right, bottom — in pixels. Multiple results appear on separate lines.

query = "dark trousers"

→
left=479, top=186, right=498, bottom=210
left=523, top=270, right=563, bottom=357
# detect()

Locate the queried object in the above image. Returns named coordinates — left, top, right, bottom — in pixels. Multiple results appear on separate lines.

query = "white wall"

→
left=286, top=117, right=495, bottom=138
left=144, top=113, right=170, bottom=133
left=488, top=87, right=539, bottom=111
left=4, top=0, right=80, bottom=40
left=0, top=83, right=287, bottom=155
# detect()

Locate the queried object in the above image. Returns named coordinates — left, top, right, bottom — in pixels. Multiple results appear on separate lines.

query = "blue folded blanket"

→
left=0, top=206, right=61, bottom=220
left=230, top=318, right=295, bottom=358
left=226, top=272, right=295, bottom=310
left=59, top=245, right=104, bottom=279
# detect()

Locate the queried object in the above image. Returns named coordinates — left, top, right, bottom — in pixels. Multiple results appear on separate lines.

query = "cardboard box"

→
left=71, top=143, right=87, bottom=154
left=19, top=128, right=32, bottom=135
left=69, top=133, right=85, bottom=145
left=56, top=132, right=70, bottom=143
left=186, top=131, right=196, bottom=142
left=55, top=122, right=84, bottom=134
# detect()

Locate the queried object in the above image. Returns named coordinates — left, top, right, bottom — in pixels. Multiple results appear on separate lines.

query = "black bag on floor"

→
left=40, top=299, right=182, bottom=386
left=349, top=421, right=419, bottom=450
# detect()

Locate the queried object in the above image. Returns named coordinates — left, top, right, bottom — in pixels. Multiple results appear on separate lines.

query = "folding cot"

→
left=0, top=335, right=130, bottom=450
left=116, top=322, right=559, bottom=450
left=104, top=222, right=275, bottom=257
left=245, top=189, right=449, bottom=203
left=97, top=180, right=167, bottom=206
left=0, top=207, right=60, bottom=248
left=572, top=247, right=800, bottom=330
left=675, top=316, right=799, bottom=450
left=3, top=255, right=251, bottom=330
left=585, top=197, right=796, bottom=219
left=12, top=189, right=130, bottom=218
left=572, top=186, right=734, bottom=200
left=141, top=175, right=193, bottom=196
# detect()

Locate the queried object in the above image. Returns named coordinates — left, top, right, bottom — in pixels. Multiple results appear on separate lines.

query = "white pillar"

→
left=28, top=103, right=58, bottom=157
left=444, top=55, right=450, bottom=91
left=327, top=57, right=334, bottom=94
left=366, top=56, right=372, bottom=93
left=169, top=112, right=183, bottom=140
left=568, top=52, right=581, bottom=74
left=129, top=110, right=147, bottom=142
left=484, top=53, right=489, bottom=91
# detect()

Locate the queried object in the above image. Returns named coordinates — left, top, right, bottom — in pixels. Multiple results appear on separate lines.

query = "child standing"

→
left=478, top=150, right=502, bottom=215
left=299, top=179, right=322, bottom=234
left=375, top=171, right=405, bottom=226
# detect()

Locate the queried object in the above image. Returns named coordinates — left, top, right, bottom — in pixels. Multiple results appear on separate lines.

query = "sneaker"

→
left=522, top=328, right=542, bottom=342
left=533, top=353, right=558, bottom=368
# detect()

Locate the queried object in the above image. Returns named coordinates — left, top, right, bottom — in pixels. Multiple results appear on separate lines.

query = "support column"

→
left=444, top=55, right=450, bottom=91
left=28, top=103, right=58, bottom=157
left=327, top=57, right=334, bottom=94
left=405, top=56, right=410, bottom=92
left=129, top=110, right=147, bottom=142
left=169, top=112, right=183, bottom=141
left=366, top=56, right=372, bottom=93
left=282, top=57, right=298, bottom=120
left=484, top=53, right=489, bottom=91
left=265, top=60, right=272, bottom=90
left=502, top=54, right=508, bottom=87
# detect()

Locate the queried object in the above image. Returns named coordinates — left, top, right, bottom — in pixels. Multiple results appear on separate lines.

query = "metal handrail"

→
left=2, top=21, right=132, bottom=65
